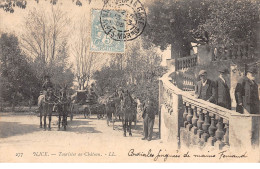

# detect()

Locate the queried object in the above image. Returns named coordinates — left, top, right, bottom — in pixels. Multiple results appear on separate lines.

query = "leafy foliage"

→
left=144, top=0, right=259, bottom=58
left=0, top=33, right=40, bottom=106
left=93, top=38, right=166, bottom=112
left=201, top=0, right=259, bottom=48
left=144, top=0, right=211, bottom=57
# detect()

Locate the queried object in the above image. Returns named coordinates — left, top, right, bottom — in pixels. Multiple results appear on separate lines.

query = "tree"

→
left=21, top=6, right=73, bottom=86
left=71, top=15, right=100, bottom=90
left=0, top=33, right=40, bottom=109
left=202, top=0, right=259, bottom=49
left=0, top=0, right=103, bottom=13
left=144, top=0, right=211, bottom=58
left=144, top=0, right=259, bottom=60
left=92, top=37, right=166, bottom=110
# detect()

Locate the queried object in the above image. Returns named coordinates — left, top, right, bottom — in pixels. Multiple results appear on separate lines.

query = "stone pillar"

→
left=160, top=90, right=182, bottom=149
left=229, top=114, right=260, bottom=150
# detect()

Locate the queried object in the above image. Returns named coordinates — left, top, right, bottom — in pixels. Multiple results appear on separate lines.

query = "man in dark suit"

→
left=215, top=67, right=231, bottom=109
left=235, top=67, right=259, bottom=114
left=142, top=98, right=155, bottom=141
left=195, top=70, right=215, bottom=103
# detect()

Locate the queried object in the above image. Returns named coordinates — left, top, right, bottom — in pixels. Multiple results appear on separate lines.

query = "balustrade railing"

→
left=172, top=71, right=196, bottom=91
left=176, top=54, right=197, bottom=71
left=181, top=97, right=231, bottom=148
left=159, top=68, right=259, bottom=150
left=212, top=43, right=255, bottom=61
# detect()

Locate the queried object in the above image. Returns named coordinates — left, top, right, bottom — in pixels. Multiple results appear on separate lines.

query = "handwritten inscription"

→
left=127, top=149, right=248, bottom=162
left=219, top=150, right=248, bottom=160
left=128, top=149, right=180, bottom=162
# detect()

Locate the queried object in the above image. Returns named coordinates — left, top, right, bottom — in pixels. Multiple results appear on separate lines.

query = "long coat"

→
left=215, top=78, right=231, bottom=110
left=235, top=77, right=259, bottom=114
left=195, top=79, right=215, bottom=103
left=142, top=103, right=155, bottom=119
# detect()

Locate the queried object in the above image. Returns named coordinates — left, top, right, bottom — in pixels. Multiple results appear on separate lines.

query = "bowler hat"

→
left=247, top=67, right=257, bottom=74
left=198, top=70, right=207, bottom=76
left=218, top=67, right=229, bottom=74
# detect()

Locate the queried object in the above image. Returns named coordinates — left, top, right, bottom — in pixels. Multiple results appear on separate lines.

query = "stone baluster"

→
left=186, top=104, right=193, bottom=131
left=215, top=117, right=225, bottom=149
left=197, top=108, right=204, bottom=138
left=241, top=45, right=247, bottom=59
left=248, top=46, right=254, bottom=59
left=183, top=102, right=188, bottom=127
left=237, top=45, right=242, bottom=59
left=223, top=47, right=227, bottom=60
left=202, top=110, right=210, bottom=142
left=231, top=46, right=237, bottom=59
left=223, top=121, right=229, bottom=146
left=191, top=106, right=198, bottom=134
left=208, top=114, right=217, bottom=146
left=226, top=48, right=232, bottom=60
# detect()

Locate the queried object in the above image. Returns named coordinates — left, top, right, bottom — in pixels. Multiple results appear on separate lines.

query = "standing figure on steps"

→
left=235, top=67, right=259, bottom=114
left=215, top=67, right=231, bottom=110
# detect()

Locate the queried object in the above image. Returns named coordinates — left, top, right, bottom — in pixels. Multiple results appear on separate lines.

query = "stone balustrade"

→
left=159, top=68, right=260, bottom=150
left=176, top=54, right=197, bottom=71
left=212, top=43, right=256, bottom=61
left=181, top=94, right=232, bottom=149
left=174, top=72, right=196, bottom=91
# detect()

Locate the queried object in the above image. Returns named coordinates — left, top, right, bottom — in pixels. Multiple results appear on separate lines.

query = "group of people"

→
left=195, top=66, right=259, bottom=114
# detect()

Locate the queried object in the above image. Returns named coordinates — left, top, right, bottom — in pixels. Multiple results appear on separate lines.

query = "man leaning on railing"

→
left=195, top=70, right=215, bottom=103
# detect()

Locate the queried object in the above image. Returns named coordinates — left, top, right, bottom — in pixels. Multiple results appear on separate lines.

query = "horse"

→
left=120, top=90, right=136, bottom=137
left=55, top=88, right=70, bottom=131
left=37, top=94, right=45, bottom=128
left=102, top=90, right=122, bottom=128
left=42, top=88, right=57, bottom=131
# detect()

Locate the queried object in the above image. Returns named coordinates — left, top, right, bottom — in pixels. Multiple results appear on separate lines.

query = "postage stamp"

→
left=90, top=9, right=125, bottom=53
left=100, top=0, right=147, bottom=41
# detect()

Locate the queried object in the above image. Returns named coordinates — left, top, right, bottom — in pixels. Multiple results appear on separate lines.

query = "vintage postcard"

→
left=0, top=0, right=259, bottom=163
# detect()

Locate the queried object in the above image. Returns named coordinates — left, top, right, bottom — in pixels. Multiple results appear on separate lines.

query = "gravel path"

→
left=0, top=112, right=166, bottom=162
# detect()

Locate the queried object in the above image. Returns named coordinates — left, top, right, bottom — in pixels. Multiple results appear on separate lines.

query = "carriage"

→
left=70, top=90, right=105, bottom=119
left=38, top=88, right=72, bottom=131
left=104, top=90, right=138, bottom=132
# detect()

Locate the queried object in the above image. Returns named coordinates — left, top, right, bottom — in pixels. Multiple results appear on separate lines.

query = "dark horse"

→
left=103, top=90, right=122, bottom=128
left=42, top=88, right=57, bottom=130
left=120, top=90, right=136, bottom=137
left=55, top=88, right=70, bottom=131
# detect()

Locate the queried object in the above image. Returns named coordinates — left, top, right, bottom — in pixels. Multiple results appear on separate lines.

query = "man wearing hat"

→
left=42, top=75, right=53, bottom=93
left=195, top=70, right=215, bottom=103
left=215, top=67, right=231, bottom=109
left=142, top=98, right=155, bottom=141
left=235, top=67, right=259, bottom=114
